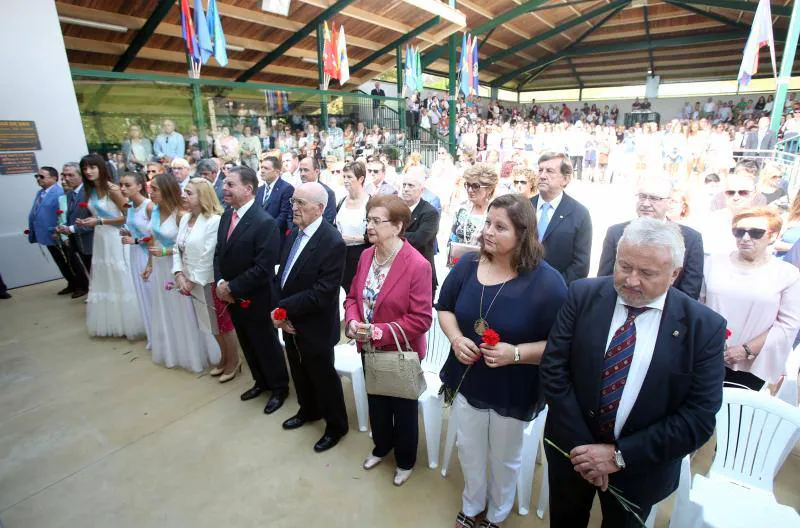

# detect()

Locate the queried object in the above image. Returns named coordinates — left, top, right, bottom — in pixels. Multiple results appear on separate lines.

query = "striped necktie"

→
left=597, top=305, right=651, bottom=440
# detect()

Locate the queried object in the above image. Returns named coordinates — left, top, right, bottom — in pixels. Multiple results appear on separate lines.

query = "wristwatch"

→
left=513, top=346, right=520, bottom=363
left=743, top=343, right=756, bottom=361
left=613, top=447, right=626, bottom=470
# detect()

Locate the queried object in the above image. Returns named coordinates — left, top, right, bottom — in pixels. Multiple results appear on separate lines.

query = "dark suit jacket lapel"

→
left=372, top=243, right=409, bottom=315
left=222, top=206, right=254, bottom=254
left=543, top=193, right=574, bottom=241
left=626, top=289, right=687, bottom=424
left=585, top=279, right=618, bottom=411
left=283, top=221, right=325, bottom=287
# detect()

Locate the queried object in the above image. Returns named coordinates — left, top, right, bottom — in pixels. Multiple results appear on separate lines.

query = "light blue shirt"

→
left=153, top=132, right=185, bottom=160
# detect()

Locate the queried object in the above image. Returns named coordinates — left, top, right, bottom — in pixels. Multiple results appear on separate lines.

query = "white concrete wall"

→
left=0, top=0, right=88, bottom=288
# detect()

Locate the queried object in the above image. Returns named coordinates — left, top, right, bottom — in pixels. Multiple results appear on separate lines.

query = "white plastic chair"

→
left=418, top=311, right=451, bottom=469
left=643, top=454, right=692, bottom=528
left=334, top=343, right=369, bottom=432
left=775, top=343, right=800, bottom=406
left=683, top=388, right=800, bottom=528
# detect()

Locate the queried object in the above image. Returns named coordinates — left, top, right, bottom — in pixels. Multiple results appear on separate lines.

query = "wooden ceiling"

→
left=57, top=0, right=796, bottom=92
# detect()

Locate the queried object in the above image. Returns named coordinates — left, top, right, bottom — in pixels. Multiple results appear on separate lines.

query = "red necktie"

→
left=226, top=210, right=239, bottom=241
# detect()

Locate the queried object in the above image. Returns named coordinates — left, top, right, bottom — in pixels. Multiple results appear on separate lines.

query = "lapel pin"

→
left=672, top=330, right=680, bottom=337
left=559, top=215, right=564, bottom=219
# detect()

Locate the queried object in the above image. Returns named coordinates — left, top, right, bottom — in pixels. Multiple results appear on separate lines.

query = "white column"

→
left=0, top=0, right=88, bottom=288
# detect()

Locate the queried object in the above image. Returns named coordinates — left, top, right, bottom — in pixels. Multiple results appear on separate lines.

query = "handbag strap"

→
left=384, top=322, right=406, bottom=352
left=388, top=322, right=412, bottom=352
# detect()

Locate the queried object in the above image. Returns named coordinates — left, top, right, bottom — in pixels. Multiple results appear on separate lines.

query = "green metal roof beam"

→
left=350, top=17, right=440, bottom=75
left=679, top=0, right=791, bottom=16
left=486, top=0, right=629, bottom=65
left=471, top=0, right=550, bottom=35
left=664, top=1, right=750, bottom=30
left=566, top=58, right=584, bottom=88
left=114, top=0, right=176, bottom=72
left=494, top=2, right=627, bottom=87
left=518, top=64, right=554, bottom=90
left=236, top=0, right=357, bottom=82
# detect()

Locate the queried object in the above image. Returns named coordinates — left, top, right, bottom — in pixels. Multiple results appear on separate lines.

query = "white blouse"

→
left=702, top=253, right=800, bottom=383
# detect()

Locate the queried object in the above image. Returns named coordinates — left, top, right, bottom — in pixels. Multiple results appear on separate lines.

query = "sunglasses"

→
left=367, top=169, right=381, bottom=173
left=732, top=227, right=767, bottom=240
left=725, top=190, right=752, bottom=197
left=464, top=183, right=488, bottom=191
left=513, top=180, right=528, bottom=185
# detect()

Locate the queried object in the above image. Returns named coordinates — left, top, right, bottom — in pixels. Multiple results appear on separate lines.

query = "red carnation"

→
left=122, top=203, right=131, bottom=209
left=481, top=328, right=501, bottom=346
left=23, top=228, right=30, bottom=235
left=285, top=228, right=292, bottom=236
left=78, top=202, right=88, bottom=208
left=452, top=257, right=460, bottom=265
left=55, top=209, right=64, bottom=215
left=725, top=328, right=732, bottom=339
left=239, top=299, right=252, bottom=309
left=274, top=307, right=287, bottom=321
left=141, top=237, right=152, bottom=243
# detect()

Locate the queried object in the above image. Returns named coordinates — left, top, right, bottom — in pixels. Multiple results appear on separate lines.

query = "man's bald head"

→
left=401, top=168, right=426, bottom=207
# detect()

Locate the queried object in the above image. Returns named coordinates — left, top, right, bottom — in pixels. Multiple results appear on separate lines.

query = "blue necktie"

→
left=597, top=305, right=651, bottom=440
left=262, top=184, right=271, bottom=207
left=538, top=202, right=552, bottom=241
left=281, top=230, right=305, bottom=287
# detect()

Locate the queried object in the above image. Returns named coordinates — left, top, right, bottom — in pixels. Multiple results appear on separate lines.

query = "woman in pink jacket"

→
left=344, top=194, right=433, bottom=487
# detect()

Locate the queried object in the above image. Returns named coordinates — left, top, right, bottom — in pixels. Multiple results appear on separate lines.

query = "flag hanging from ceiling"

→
left=414, top=46, right=423, bottom=92
left=737, top=0, right=777, bottom=85
left=322, top=21, right=339, bottom=87
left=179, top=0, right=197, bottom=59
left=404, top=44, right=415, bottom=95
left=193, top=0, right=213, bottom=64
left=459, top=34, right=472, bottom=97
left=337, top=24, right=350, bottom=85
left=471, top=35, right=479, bottom=96
left=207, top=0, right=228, bottom=67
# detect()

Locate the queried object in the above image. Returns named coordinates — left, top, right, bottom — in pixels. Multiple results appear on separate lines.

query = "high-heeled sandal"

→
left=218, top=361, right=242, bottom=383
left=454, top=511, right=477, bottom=528
left=478, top=519, right=500, bottom=528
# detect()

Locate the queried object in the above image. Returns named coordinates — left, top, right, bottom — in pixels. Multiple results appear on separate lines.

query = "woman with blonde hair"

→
left=448, top=164, right=499, bottom=265
left=702, top=207, right=800, bottom=390
left=758, top=162, right=787, bottom=205
left=146, top=174, right=210, bottom=373
left=173, top=177, right=238, bottom=380
left=511, top=165, right=538, bottom=199
left=774, top=191, right=800, bottom=257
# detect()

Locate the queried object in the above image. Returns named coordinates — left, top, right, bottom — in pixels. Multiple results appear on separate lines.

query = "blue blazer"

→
left=531, top=192, right=592, bottom=284
left=66, top=187, right=94, bottom=255
left=255, top=177, right=294, bottom=235
left=28, top=185, right=64, bottom=247
left=540, top=277, right=725, bottom=507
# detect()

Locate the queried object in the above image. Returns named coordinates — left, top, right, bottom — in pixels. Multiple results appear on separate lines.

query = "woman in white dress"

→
left=173, top=178, right=238, bottom=381
left=144, top=173, right=208, bottom=373
left=119, top=172, right=154, bottom=349
left=76, top=154, right=145, bottom=339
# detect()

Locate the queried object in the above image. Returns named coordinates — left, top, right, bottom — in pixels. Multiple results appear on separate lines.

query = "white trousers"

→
left=455, top=394, right=527, bottom=523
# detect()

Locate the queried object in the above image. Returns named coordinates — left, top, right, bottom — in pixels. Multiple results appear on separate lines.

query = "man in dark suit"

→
left=272, top=182, right=349, bottom=453
left=196, top=158, right=225, bottom=203
left=541, top=218, right=725, bottom=527
left=256, top=155, right=294, bottom=242
left=400, top=169, right=440, bottom=293
left=55, top=162, right=92, bottom=297
left=214, top=166, right=290, bottom=415
left=297, top=156, right=336, bottom=224
left=597, top=177, right=704, bottom=299
left=531, top=152, right=592, bottom=283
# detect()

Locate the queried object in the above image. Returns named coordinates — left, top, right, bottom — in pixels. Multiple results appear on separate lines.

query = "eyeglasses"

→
left=365, top=217, right=392, bottom=226
left=289, top=197, right=309, bottom=207
left=330, top=170, right=342, bottom=174
left=146, top=169, right=158, bottom=174
left=34, top=175, right=45, bottom=179
left=464, top=183, right=488, bottom=191
left=367, top=169, right=382, bottom=173
left=636, top=193, right=668, bottom=203
left=725, top=190, right=752, bottom=197
left=513, top=180, right=528, bottom=185
left=732, top=227, right=767, bottom=239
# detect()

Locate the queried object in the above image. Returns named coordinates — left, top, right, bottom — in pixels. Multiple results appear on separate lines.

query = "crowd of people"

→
left=14, top=86, right=800, bottom=527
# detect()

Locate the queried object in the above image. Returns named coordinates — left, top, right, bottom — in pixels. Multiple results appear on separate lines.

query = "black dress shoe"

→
left=58, top=286, right=75, bottom=295
left=0, top=292, right=11, bottom=300
left=71, top=289, right=87, bottom=299
left=240, top=386, right=264, bottom=401
left=282, top=415, right=306, bottom=430
left=263, top=390, right=288, bottom=414
left=314, top=433, right=343, bottom=453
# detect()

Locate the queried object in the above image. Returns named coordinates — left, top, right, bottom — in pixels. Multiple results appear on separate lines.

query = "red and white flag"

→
left=737, top=0, right=777, bottom=85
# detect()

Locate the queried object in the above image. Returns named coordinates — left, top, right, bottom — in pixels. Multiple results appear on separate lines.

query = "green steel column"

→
left=448, top=34, right=457, bottom=155
left=397, top=47, right=406, bottom=132
left=191, top=80, right=207, bottom=152
left=770, top=0, right=800, bottom=133
left=317, top=24, right=328, bottom=127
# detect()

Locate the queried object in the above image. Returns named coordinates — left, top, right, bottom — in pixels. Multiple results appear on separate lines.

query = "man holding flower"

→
left=540, top=217, right=725, bottom=527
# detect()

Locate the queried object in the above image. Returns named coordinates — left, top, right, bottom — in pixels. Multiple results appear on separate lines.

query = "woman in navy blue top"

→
left=437, top=193, right=567, bottom=528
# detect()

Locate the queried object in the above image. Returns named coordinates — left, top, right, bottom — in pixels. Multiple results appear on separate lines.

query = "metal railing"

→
left=733, top=148, right=800, bottom=194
